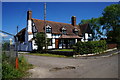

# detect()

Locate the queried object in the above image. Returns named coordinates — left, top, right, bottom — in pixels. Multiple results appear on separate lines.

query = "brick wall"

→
left=107, top=43, right=117, bottom=49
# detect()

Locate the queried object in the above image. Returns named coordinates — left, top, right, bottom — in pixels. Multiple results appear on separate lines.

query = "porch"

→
left=55, top=35, right=82, bottom=49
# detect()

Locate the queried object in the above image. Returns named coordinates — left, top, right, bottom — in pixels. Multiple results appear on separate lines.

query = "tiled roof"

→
left=16, top=19, right=92, bottom=38
left=79, top=23, right=92, bottom=34
left=32, top=18, right=82, bottom=35
left=59, top=35, right=82, bottom=39
left=16, top=28, right=26, bottom=36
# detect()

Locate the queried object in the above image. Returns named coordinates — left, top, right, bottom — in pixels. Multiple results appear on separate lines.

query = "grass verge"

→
left=27, top=53, right=67, bottom=58
left=52, top=49, right=73, bottom=51
left=2, top=53, right=33, bottom=78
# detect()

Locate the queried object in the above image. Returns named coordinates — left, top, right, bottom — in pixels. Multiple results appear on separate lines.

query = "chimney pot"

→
left=71, top=16, right=76, bottom=26
left=27, top=10, right=32, bottom=20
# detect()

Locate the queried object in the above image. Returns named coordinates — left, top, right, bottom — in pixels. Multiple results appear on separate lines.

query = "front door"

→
left=55, top=39, right=59, bottom=48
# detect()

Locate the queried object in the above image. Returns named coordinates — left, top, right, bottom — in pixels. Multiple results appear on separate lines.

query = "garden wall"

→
left=107, top=43, right=117, bottom=49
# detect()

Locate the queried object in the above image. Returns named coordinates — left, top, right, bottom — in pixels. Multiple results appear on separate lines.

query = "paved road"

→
left=23, top=53, right=119, bottom=78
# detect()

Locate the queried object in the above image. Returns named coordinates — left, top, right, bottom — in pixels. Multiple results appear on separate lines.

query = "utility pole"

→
left=44, top=2, right=47, bottom=50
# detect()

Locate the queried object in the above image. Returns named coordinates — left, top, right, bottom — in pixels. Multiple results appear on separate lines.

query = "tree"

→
left=35, top=32, right=50, bottom=52
left=102, top=4, right=120, bottom=33
left=102, top=4, right=120, bottom=45
left=35, top=32, right=46, bottom=52
left=79, top=17, right=103, bottom=40
left=2, top=41, right=10, bottom=51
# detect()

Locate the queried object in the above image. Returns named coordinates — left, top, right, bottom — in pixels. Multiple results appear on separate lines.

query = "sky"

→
left=2, top=2, right=118, bottom=40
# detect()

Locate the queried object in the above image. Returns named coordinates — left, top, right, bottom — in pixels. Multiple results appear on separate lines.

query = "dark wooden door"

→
left=55, top=39, right=59, bottom=48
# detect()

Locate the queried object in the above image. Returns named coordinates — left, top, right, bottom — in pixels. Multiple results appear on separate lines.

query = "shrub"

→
left=74, top=40, right=107, bottom=55
left=2, top=54, right=33, bottom=78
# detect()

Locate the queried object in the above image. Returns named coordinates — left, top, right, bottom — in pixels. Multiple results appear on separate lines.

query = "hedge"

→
left=74, top=40, right=107, bottom=55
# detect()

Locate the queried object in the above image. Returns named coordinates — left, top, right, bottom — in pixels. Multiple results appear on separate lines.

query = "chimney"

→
left=71, top=16, right=76, bottom=26
left=27, top=10, right=32, bottom=20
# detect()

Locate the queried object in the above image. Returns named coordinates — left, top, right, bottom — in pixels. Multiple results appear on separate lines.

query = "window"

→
left=62, top=30, right=66, bottom=34
left=61, top=27, right=67, bottom=34
left=46, top=25, right=52, bottom=33
left=74, top=31, right=78, bottom=35
left=73, top=27, right=78, bottom=35
left=32, top=26, right=37, bottom=33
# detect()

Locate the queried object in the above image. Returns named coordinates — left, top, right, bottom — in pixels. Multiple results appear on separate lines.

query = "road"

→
left=23, top=53, right=119, bottom=78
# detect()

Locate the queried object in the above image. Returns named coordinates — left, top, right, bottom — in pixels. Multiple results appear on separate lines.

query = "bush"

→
left=2, top=54, right=33, bottom=78
left=74, top=40, right=107, bottom=55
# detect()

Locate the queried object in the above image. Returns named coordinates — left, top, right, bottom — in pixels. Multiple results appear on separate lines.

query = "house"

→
left=16, top=10, right=93, bottom=51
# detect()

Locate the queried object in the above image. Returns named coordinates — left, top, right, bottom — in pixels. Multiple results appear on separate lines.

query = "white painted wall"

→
left=81, top=33, right=93, bottom=42
left=17, top=41, right=32, bottom=51
left=46, top=33, right=52, bottom=38
left=85, top=33, right=88, bottom=42
left=75, top=39, right=77, bottom=43
left=81, top=38, right=84, bottom=42
left=28, top=35, right=33, bottom=41
left=27, top=20, right=33, bottom=41
left=48, top=46, right=52, bottom=49
left=27, top=20, right=32, bottom=32
left=32, top=40, right=37, bottom=50
left=52, top=39, right=55, bottom=48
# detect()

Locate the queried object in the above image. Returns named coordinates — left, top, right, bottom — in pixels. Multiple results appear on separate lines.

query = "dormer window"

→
left=46, top=25, right=52, bottom=33
left=73, top=27, right=78, bottom=35
left=61, top=27, right=67, bottom=34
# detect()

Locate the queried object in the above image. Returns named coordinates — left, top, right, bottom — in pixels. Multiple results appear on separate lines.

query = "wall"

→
left=17, top=41, right=32, bottom=51
left=81, top=33, right=92, bottom=42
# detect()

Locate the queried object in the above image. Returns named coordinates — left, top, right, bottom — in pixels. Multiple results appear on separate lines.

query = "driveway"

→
left=23, top=53, right=119, bottom=78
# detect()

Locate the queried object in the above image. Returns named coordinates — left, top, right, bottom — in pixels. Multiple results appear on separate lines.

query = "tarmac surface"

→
left=23, top=50, right=119, bottom=78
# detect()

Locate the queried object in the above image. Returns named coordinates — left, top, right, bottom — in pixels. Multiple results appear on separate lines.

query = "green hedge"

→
left=74, top=40, right=107, bottom=55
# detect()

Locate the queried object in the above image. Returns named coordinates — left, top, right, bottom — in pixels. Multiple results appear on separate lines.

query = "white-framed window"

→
left=61, top=27, right=67, bottom=34
left=46, top=25, right=52, bottom=33
left=73, top=27, right=78, bottom=35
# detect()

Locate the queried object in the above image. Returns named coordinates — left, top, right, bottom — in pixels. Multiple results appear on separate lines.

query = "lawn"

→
left=27, top=53, right=67, bottom=58
left=52, top=49, right=73, bottom=51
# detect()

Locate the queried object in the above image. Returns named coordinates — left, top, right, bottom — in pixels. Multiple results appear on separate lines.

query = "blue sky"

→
left=2, top=2, right=117, bottom=39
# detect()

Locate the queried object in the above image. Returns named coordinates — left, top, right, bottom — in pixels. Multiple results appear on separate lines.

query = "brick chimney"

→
left=27, top=10, right=32, bottom=20
left=71, top=16, right=76, bottom=26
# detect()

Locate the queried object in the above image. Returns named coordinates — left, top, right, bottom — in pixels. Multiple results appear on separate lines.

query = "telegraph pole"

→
left=44, top=2, right=47, bottom=50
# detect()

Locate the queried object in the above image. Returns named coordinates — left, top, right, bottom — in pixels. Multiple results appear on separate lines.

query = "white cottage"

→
left=16, top=10, right=93, bottom=51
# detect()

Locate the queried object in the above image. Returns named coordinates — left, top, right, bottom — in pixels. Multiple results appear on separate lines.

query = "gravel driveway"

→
left=23, top=53, right=119, bottom=78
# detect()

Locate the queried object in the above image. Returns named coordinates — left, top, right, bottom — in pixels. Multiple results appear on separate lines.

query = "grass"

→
left=27, top=53, right=67, bottom=58
left=52, top=49, right=73, bottom=51
left=2, top=53, right=33, bottom=78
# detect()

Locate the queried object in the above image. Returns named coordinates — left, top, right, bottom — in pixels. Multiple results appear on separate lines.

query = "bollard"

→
left=15, top=57, right=19, bottom=69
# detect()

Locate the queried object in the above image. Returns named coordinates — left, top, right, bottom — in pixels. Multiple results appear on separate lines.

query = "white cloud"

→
left=0, top=33, right=8, bottom=37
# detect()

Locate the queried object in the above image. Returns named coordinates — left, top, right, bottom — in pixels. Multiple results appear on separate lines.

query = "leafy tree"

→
left=35, top=32, right=46, bottom=52
left=102, top=4, right=120, bottom=34
left=2, top=41, right=10, bottom=51
left=35, top=32, right=50, bottom=52
left=101, top=4, right=120, bottom=45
